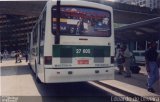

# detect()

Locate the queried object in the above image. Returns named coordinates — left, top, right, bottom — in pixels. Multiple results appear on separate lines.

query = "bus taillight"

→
left=44, top=56, right=52, bottom=65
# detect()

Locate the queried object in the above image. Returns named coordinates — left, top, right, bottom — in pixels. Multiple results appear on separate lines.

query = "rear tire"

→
left=28, top=63, right=31, bottom=69
left=28, top=63, right=33, bottom=72
left=28, top=63, right=35, bottom=75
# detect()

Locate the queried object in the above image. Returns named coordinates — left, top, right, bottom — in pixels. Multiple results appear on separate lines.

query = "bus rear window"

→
left=52, top=6, right=111, bottom=37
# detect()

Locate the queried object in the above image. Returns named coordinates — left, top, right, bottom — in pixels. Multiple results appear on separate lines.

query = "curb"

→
left=95, top=81, right=155, bottom=102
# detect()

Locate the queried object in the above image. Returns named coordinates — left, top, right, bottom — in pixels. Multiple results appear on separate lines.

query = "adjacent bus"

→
left=29, top=0, right=115, bottom=83
left=132, top=40, right=160, bottom=64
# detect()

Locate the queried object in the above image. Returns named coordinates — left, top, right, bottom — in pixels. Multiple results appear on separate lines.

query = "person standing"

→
left=25, top=51, right=28, bottom=62
left=123, top=45, right=133, bottom=78
left=19, top=51, right=22, bottom=63
left=145, top=41, right=159, bottom=93
left=0, top=51, right=3, bottom=63
left=15, top=51, right=19, bottom=63
left=4, top=50, right=8, bottom=60
left=115, top=45, right=124, bottom=74
left=76, top=18, right=84, bottom=35
left=157, top=53, right=160, bottom=94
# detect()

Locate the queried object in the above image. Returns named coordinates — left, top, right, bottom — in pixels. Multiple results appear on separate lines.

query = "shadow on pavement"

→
left=115, top=69, right=147, bottom=89
left=28, top=66, right=112, bottom=102
left=16, top=96, right=112, bottom=102
left=1, top=65, right=31, bottom=76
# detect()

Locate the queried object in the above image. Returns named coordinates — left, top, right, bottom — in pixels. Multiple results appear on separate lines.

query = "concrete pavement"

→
left=0, top=58, right=28, bottom=67
left=98, top=66, right=160, bottom=101
left=1, top=59, right=159, bottom=101
left=0, top=59, right=40, bottom=96
left=0, top=59, right=112, bottom=101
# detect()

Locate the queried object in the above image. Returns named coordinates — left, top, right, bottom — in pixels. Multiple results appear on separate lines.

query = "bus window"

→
left=52, top=6, right=111, bottom=37
left=137, top=41, right=145, bottom=50
left=147, top=41, right=149, bottom=49
left=28, top=34, right=31, bottom=53
left=133, top=52, right=139, bottom=56
left=33, top=25, right=38, bottom=45
left=132, top=41, right=136, bottom=50
left=41, top=10, right=46, bottom=41
left=158, top=40, right=160, bottom=50
left=147, top=41, right=158, bottom=49
left=39, top=21, right=42, bottom=40
left=141, top=52, right=145, bottom=56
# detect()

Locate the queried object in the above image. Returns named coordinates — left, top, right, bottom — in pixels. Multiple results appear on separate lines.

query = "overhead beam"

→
left=0, top=1, right=159, bottom=23
left=0, top=1, right=46, bottom=16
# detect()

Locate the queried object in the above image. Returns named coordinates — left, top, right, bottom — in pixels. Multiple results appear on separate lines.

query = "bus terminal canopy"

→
left=115, top=17, right=160, bottom=42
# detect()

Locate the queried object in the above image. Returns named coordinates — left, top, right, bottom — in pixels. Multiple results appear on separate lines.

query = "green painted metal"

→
left=53, top=45, right=110, bottom=57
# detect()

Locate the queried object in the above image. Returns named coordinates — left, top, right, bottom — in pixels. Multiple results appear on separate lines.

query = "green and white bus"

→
left=29, top=0, right=115, bottom=83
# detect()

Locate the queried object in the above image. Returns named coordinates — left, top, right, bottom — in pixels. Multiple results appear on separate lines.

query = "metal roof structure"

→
left=0, top=1, right=46, bottom=16
left=98, top=0, right=160, bottom=24
left=0, top=14, right=38, bottom=51
left=115, top=17, right=160, bottom=42
left=0, top=1, right=159, bottom=23
left=0, top=1, right=160, bottom=51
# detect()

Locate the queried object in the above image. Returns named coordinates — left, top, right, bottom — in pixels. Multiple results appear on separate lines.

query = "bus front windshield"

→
left=52, top=6, right=111, bottom=37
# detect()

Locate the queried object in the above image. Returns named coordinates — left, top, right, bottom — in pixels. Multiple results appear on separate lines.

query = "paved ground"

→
left=0, top=59, right=112, bottom=102
left=99, top=66, right=160, bottom=100
left=1, top=59, right=159, bottom=102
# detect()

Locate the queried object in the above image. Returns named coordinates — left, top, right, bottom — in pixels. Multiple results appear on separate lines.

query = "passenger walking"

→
left=19, top=51, right=22, bottom=63
left=115, top=45, right=124, bottom=74
left=0, top=51, right=3, bottom=63
left=76, top=18, right=84, bottom=35
left=157, top=53, right=160, bottom=94
left=123, top=45, right=132, bottom=78
left=145, top=41, right=159, bottom=93
left=4, top=50, right=8, bottom=60
left=25, top=51, right=28, bottom=62
left=15, top=51, right=19, bottom=63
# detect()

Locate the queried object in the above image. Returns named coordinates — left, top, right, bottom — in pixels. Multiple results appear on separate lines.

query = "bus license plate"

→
left=77, top=60, right=89, bottom=64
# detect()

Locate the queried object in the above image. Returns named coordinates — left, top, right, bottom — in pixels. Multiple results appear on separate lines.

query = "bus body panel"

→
left=29, top=32, right=37, bottom=73
left=45, top=67, right=115, bottom=83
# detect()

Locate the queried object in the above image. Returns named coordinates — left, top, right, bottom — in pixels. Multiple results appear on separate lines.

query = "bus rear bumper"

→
left=44, top=67, right=115, bottom=83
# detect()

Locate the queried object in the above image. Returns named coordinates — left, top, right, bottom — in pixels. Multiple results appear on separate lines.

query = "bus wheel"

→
left=35, top=60, right=41, bottom=83
left=28, top=63, right=33, bottom=73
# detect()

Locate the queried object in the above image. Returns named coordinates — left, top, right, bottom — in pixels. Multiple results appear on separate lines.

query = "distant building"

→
left=117, top=0, right=160, bottom=9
